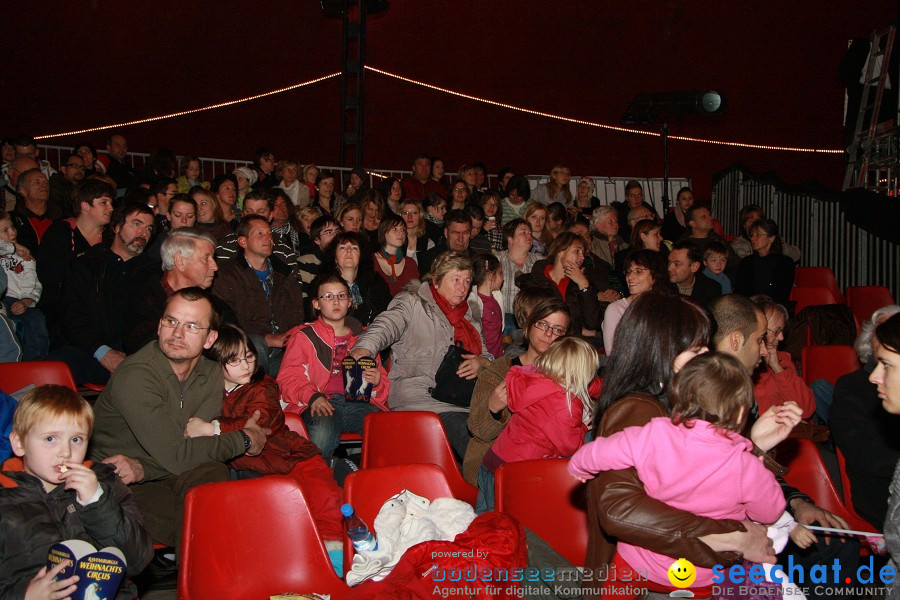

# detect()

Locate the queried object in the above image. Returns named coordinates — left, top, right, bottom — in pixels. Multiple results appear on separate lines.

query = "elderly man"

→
left=90, top=288, right=270, bottom=552
left=123, top=228, right=238, bottom=354
left=10, top=168, right=60, bottom=256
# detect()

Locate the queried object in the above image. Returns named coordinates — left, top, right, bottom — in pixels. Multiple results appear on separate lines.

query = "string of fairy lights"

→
left=35, top=67, right=844, bottom=155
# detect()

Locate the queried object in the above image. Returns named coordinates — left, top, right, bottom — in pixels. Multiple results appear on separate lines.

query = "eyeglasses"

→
left=625, top=267, right=650, bottom=276
left=453, top=188, right=467, bottom=193
left=533, top=320, right=567, bottom=337
left=159, top=316, right=209, bottom=334
left=767, top=327, right=784, bottom=336
left=402, top=210, right=419, bottom=216
left=226, top=353, right=257, bottom=367
left=318, top=292, right=350, bottom=302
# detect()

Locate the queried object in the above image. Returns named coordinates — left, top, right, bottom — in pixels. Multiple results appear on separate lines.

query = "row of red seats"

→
left=790, top=266, right=895, bottom=324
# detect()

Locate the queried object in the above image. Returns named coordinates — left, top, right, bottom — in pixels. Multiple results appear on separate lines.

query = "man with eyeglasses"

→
left=212, top=215, right=305, bottom=376
left=49, top=153, right=86, bottom=217
left=52, top=202, right=155, bottom=385
left=90, top=287, right=271, bottom=556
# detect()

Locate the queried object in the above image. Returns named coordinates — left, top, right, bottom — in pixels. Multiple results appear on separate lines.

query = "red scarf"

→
left=430, top=283, right=482, bottom=354
left=544, top=264, right=570, bottom=301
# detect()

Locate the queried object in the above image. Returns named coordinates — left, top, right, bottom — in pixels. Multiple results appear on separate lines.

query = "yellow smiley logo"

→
left=667, top=558, right=697, bottom=588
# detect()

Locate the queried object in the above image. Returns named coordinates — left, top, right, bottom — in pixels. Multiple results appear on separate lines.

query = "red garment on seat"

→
left=347, top=512, right=528, bottom=599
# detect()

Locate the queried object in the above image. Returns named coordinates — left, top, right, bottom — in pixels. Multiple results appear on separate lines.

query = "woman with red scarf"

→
left=351, top=251, right=489, bottom=459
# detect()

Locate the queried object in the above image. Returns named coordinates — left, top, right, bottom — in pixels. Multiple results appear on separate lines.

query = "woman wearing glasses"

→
left=601, top=249, right=668, bottom=354
left=277, top=272, right=390, bottom=458
left=463, top=297, right=571, bottom=485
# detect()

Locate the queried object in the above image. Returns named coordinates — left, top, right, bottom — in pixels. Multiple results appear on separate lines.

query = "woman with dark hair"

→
left=360, top=189, right=385, bottom=248
left=734, top=218, right=795, bottom=305
left=731, top=204, right=766, bottom=258
left=501, top=175, right=531, bottom=224
left=661, top=186, right=694, bottom=241
left=601, top=249, right=669, bottom=353
left=515, top=232, right=601, bottom=337
left=313, top=171, right=345, bottom=216
left=378, top=176, right=403, bottom=214
left=869, top=313, right=900, bottom=598
left=479, top=190, right=504, bottom=251
left=545, top=201, right=567, bottom=242
left=422, top=193, right=447, bottom=246
left=373, top=212, right=419, bottom=297
left=447, top=179, right=470, bottom=210
left=72, top=141, right=105, bottom=175
left=584, top=292, right=801, bottom=598
left=463, top=297, right=571, bottom=485
left=321, top=231, right=390, bottom=327
left=629, top=218, right=663, bottom=252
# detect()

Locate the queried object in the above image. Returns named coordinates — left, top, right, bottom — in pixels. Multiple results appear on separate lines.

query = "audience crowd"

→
left=2, top=132, right=899, bottom=599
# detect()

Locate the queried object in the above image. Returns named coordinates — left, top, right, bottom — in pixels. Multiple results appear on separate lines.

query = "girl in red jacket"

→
left=477, top=336, right=600, bottom=512
left=184, top=323, right=344, bottom=543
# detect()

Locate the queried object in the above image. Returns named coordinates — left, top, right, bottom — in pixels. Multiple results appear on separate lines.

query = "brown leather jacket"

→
left=582, top=393, right=744, bottom=595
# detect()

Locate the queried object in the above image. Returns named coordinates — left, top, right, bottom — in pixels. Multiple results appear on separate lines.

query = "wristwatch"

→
left=239, top=430, right=252, bottom=453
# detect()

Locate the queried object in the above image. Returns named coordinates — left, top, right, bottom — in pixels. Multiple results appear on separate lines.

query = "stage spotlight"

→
left=621, top=90, right=726, bottom=124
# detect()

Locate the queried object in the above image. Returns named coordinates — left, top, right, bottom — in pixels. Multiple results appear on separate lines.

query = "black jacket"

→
left=671, top=272, right=722, bottom=307
left=734, top=252, right=796, bottom=306
left=516, top=258, right=602, bottom=334
left=60, top=244, right=150, bottom=355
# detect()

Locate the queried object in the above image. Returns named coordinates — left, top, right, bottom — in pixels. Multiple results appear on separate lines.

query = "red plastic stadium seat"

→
left=283, top=411, right=310, bottom=439
left=495, top=458, right=588, bottom=566
left=845, top=286, right=896, bottom=325
left=801, top=345, right=861, bottom=386
left=778, top=439, right=874, bottom=533
left=342, top=464, right=454, bottom=569
left=0, top=360, right=77, bottom=394
left=790, top=286, right=840, bottom=314
left=179, top=476, right=348, bottom=599
left=835, top=447, right=880, bottom=532
left=361, top=411, right=478, bottom=505
left=794, top=267, right=844, bottom=303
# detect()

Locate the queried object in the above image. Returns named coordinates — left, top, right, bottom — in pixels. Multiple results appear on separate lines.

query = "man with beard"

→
left=52, top=202, right=155, bottom=384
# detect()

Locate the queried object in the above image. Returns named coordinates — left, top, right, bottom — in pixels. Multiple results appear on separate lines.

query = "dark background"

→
left=3, top=1, right=898, bottom=198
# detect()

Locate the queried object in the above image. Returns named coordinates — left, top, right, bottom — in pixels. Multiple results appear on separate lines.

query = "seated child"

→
left=478, top=336, right=600, bottom=513
left=184, top=323, right=344, bottom=543
left=702, top=240, right=732, bottom=294
left=277, top=273, right=390, bottom=458
left=0, top=385, right=153, bottom=598
left=0, top=212, right=49, bottom=359
left=568, top=352, right=809, bottom=595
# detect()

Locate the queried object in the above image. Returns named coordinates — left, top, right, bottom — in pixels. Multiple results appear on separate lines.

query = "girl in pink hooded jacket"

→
left=477, top=336, right=600, bottom=512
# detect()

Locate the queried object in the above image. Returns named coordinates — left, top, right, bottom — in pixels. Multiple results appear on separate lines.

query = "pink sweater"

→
left=568, top=417, right=785, bottom=587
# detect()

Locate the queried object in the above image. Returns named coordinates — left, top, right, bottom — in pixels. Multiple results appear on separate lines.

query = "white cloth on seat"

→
left=345, top=490, right=474, bottom=586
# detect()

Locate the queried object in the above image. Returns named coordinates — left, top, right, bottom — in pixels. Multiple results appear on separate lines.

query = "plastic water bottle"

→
left=341, top=503, right=378, bottom=552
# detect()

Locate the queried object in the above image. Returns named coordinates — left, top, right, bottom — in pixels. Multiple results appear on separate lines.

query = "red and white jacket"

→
left=277, top=316, right=390, bottom=415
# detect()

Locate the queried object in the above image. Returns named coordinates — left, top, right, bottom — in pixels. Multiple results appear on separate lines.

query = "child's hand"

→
left=184, top=417, right=214, bottom=438
left=24, top=560, right=78, bottom=600
left=362, top=367, right=381, bottom=386
left=310, top=396, right=335, bottom=417
left=570, top=474, right=588, bottom=483
left=61, top=462, right=99, bottom=505
left=789, top=524, right=817, bottom=549
left=14, top=243, right=33, bottom=261
left=9, top=299, right=32, bottom=315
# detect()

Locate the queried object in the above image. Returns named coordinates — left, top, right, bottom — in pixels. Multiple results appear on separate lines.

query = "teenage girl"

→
left=477, top=336, right=600, bottom=512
